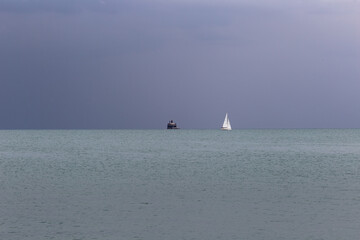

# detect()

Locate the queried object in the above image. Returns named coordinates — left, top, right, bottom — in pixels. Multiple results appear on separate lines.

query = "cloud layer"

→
left=0, top=0, right=359, bottom=128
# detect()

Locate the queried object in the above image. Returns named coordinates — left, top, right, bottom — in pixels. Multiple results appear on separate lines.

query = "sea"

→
left=1, top=129, right=360, bottom=240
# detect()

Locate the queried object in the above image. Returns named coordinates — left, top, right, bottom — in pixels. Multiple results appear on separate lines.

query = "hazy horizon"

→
left=1, top=0, right=359, bottom=129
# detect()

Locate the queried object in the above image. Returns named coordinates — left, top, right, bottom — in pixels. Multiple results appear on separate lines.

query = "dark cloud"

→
left=0, top=1, right=359, bottom=128
left=0, top=0, right=123, bottom=14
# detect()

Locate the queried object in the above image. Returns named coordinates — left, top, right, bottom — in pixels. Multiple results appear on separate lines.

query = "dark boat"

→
left=167, top=120, right=179, bottom=129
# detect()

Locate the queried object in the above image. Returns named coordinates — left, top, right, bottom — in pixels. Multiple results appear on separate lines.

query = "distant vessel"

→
left=167, top=120, right=179, bottom=129
left=221, top=113, right=232, bottom=130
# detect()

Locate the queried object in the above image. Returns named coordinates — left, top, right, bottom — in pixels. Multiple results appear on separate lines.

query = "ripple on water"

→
left=1, top=129, right=360, bottom=240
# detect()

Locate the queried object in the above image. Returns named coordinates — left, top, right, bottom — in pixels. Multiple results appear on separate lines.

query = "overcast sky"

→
left=1, top=0, right=359, bottom=129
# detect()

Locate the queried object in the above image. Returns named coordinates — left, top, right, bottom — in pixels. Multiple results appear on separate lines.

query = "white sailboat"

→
left=221, top=113, right=232, bottom=130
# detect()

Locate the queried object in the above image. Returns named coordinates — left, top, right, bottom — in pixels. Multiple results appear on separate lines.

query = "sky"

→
left=0, top=0, right=359, bottom=129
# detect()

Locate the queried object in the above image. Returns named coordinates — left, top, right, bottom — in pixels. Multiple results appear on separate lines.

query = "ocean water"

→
left=1, top=129, right=360, bottom=240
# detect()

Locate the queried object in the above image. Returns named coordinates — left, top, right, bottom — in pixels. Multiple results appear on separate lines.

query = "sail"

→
left=222, top=113, right=229, bottom=128
left=221, top=113, right=232, bottom=130
left=227, top=116, right=232, bottom=130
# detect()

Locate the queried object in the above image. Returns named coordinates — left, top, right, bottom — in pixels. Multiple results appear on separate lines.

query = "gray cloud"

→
left=0, top=0, right=359, bottom=128
left=0, top=0, right=121, bottom=14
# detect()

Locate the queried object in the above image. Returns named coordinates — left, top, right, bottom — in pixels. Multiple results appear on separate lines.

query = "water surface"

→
left=1, top=129, right=360, bottom=240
